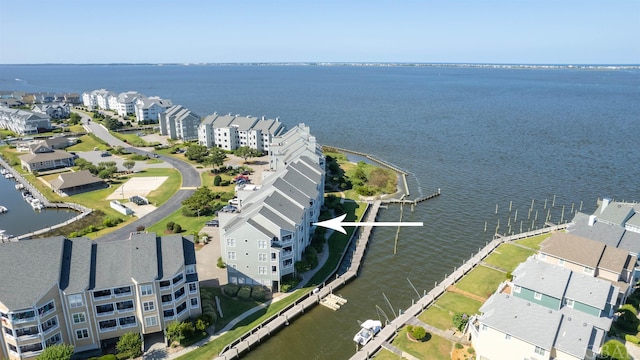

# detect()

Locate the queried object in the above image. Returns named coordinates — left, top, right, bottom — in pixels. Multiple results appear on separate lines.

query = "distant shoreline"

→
left=2, top=62, right=639, bottom=69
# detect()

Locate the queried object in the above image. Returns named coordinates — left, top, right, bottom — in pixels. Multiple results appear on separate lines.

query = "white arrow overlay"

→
left=313, top=214, right=423, bottom=234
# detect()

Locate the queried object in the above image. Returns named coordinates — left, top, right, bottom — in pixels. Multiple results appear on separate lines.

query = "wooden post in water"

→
left=561, top=205, right=565, bottom=223
left=535, top=209, right=538, bottom=221
left=571, top=202, right=575, bottom=214
left=484, top=221, right=487, bottom=232
left=544, top=198, right=548, bottom=209
left=509, top=201, right=512, bottom=212
left=495, top=204, right=498, bottom=215
left=514, top=209, right=518, bottom=222
left=579, top=201, right=583, bottom=212
left=520, top=221, right=523, bottom=233
left=552, top=194, right=556, bottom=207
left=547, top=208, right=551, bottom=223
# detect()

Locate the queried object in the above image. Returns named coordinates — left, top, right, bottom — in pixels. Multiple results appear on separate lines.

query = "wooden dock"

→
left=349, top=223, right=569, bottom=359
left=382, top=189, right=441, bottom=205
left=215, top=201, right=383, bottom=360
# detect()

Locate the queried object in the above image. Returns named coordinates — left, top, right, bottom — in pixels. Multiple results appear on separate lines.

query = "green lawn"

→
left=175, top=288, right=314, bottom=360
left=373, top=349, right=404, bottom=360
left=67, top=134, right=109, bottom=151
left=390, top=327, right=452, bottom=360
left=514, top=232, right=553, bottom=250
left=418, top=292, right=482, bottom=331
left=483, top=244, right=535, bottom=272
left=110, top=131, right=151, bottom=147
left=131, top=168, right=182, bottom=205
left=455, top=265, right=507, bottom=300
left=145, top=207, right=212, bottom=236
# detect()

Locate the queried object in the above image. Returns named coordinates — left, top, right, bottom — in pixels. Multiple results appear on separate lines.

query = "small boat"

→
left=0, top=168, right=7, bottom=175
left=0, top=205, right=7, bottom=213
left=4, top=173, right=13, bottom=179
left=353, top=320, right=382, bottom=346
left=30, top=198, right=44, bottom=211
left=15, top=183, right=24, bottom=190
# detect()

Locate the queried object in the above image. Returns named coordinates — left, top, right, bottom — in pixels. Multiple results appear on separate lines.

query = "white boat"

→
left=0, top=205, right=7, bottom=213
left=4, top=173, right=13, bottom=179
left=353, top=320, right=382, bottom=346
left=30, top=198, right=44, bottom=210
left=15, top=183, right=24, bottom=190
left=0, top=168, right=7, bottom=175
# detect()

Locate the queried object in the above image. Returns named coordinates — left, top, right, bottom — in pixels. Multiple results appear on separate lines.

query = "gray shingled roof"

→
left=568, top=212, right=625, bottom=248
left=618, top=231, right=640, bottom=256
left=19, top=149, right=74, bottom=164
left=159, top=234, right=186, bottom=279
left=247, top=218, right=277, bottom=238
left=554, top=313, right=601, bottom=358
left=480, top=293, right=561, bottom=351
left=258, top=206, right=295, bottom=231
left=273, top=177, right=310, bottom=208
left=231, top=116, right=258, bottom=131
left=63, top=237, right=95, bottom=294
left=512, top=258, right=571, bottom=300
left=598, top=246, right=630, bottom=274
left=264, top=191, right=304, bottom=224
left=94, top=240, right=134, bottom=289
left=564, top=274, right=617, bottom=310
left=596, top=201, right=635, bottom=226
left=281, top=168, right=318, bottom=199
left=0, top=237, right=65, bottom=309
left=49, top=170, right=105, bottom=191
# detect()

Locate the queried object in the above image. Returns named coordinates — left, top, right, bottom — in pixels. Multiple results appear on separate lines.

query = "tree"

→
left=166, top=321, right=194, bottom=346
left=213, top=175, right=222, bottom=186
left=69, top=112, right=82, bottom=125
left=122, top=160, right=135, bottom=173
left=182, top=186, right=216, bottom=216
left=185, top=144, right=209, bottom=162
left=234, top=146, right=260, bottom=162
left=452, top=313, right=469, bottom=332
left=600, top=339, right=629, bottom=360
left=37, top=344, right=74, bottom=360
left=202, top=146, right=227, bottom=168
left=410, top=326, right=427, bottom=341
left=116, top=331, right=142, bottom=359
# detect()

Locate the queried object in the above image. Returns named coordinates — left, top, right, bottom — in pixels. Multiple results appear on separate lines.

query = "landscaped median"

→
left=373, top=233, right=551, bottom=359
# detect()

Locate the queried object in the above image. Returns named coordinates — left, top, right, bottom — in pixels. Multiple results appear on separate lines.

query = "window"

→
left=534, top=292, right=542, bottom=300
left=513, top=285, right=521, bottom=293
left=172, top=274, right=184, bottom=285
left=186, top=265, right=196, bottom=275
left=140, top=284, right=154, bottom=296
left=163, top=309, right=174, bottom=319
left=258, top=253, right=267, bottom=262
left=191, top=298, right=199, bottom=308
left=116, top=300, right=134, bottom=312
left=41, top=316, right=58, bottom=333
left=160, top=280, right=171, bottom=288
left=93, top=289, right=111, bottom=299
left=534, top=346, right=545, bottom=356
left=258, top=240, right=267, bottom=249
left=68, top=294, right=83, bottom=308
left=118, top=316, right=136, bottom=328
left=565, top=298, right=575, bottom=308
left=98, top=319, right=117, bottom=331
left=272, top=265, right=277, bottom=272
left=96, top=304, right=114, bottom=315
left=145, top=316, right=158, bottom=327
left=176, top=302, right=187, bottom=314
left=227, top=238, right=236, bottom=247
left=76, top=328, right=89, bottom=340
left=143, top=301, right=155, bottom=312
left=227, top=251, right=237, bottom=260
left=72, top=313, right=86, bottom=324
left=162, top=294, right=172, bottom=304
left=558, top=259, right=565, bottom=267
left=189, top=283, right=197, bottom=294
left=113, top=286, right=132, bottom=296
left=45, top=332, right=62, bottom=346
left=258, top=266, right=267, bottom=275
left=38, top=301, right=55, bottom=316
left=174, top=287, right=185, bottom=300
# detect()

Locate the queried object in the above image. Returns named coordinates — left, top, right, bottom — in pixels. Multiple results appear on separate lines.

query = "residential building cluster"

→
left=198, top=112, right=285, bottom=153
left=81, top=89, right=172, bottom=123
left=218, top=124, right=325, bottom=290
left=0, top=107, right=51, bottom=135
left=0, top=233, right=200, bottom=360
left=470, top=198, right=640, bottom=360
left=0, top=91, right=78, bottom=134
left=0, top=91, right=81, bottom=108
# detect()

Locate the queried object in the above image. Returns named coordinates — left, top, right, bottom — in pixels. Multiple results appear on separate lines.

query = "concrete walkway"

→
left=381, top=342, right=421, bottom=360
left=405, top=316, right=469, bottom=345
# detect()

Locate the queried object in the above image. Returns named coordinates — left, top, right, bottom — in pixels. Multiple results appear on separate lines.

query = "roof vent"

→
left=548, top=310, right=552, bottom=313
left=568, top=317, right=572, bottom=321
left=583, top=322, right=587, bottom=326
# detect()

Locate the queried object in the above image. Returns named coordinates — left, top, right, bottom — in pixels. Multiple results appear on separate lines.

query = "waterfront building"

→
left=568, top=198, right=640, bottom=256
left=537, top=232, right=637, bottom=303
left=268, top=123, right=324, bottom=172
left=0, top=233, right=200, bottom=360
left=218, top=126, right=324, bottom=290
left=158, top=105, right=201, bottom=141
left=18, top=143, right=75, bottom=173
left=134, top=96, right=172, bottom=123
left=107, top=91, right=143, bottom=117
left=0, top=107, right=51, bottom=135
left=470, top=258, right=616, bottom=360
left=31, top=103, right=71, bottom=120
left=197, top=113, right=285, bottom=152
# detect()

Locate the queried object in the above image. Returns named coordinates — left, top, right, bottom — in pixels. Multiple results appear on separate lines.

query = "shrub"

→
left=406, top=325, right=413, bottom=333
left=213, top=175, right=222, bottom=186
left=37, top=343, right=74, bottom=360
left=223, top=284, right=240, bottom=297
left=237, top=285, right=252, bottom=300
left=455, top=343, right=464, bottom=349
left=220, top=180, right=230, bottom=186
left=467, top=347, right=475, bottom=354
left=166, top=321, right=194, bottom=346
left=217, top=257, right=226, bottom=268
left=166, top=221, right=175, bottom=231
left=626, top=334, right=640, bottom=344
left=600, top=339, right=629, bottom=360
left=172, top=223, right=182, bottom=233
left=136, top=225, right=145, bottom=232
left=411, top=326, right=427, bottom=341
left=251, top=286, right=267, bottom=301
left=452, top=313, right=469, bottom=332
left=115, top=331, right=142, bottom=359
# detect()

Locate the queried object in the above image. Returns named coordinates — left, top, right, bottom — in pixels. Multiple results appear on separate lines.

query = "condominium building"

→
left=197, top=113, right=285, bottom=152
left=0, top=107, right=51, bottom=135
left=134, top=97, right=172, bottom=123
left=107, top=91, right=143, bottom=117
left=0, top=233, right=200, bottom=360
left=31, top=103, right=71, bottom=120
left=158, top=105, right=201, bottom=141
left=218, top=126, right=325, bottom=290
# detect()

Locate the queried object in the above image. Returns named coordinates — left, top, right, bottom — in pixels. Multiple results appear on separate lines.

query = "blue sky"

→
left=0, top=0, right=638, bottom=64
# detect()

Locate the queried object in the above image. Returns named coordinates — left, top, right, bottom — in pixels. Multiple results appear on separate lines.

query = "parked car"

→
left=205, top=220, right=219, bottom=227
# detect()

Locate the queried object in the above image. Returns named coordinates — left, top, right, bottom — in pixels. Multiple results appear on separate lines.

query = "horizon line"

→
left=1, top=62, right=639, bottom=67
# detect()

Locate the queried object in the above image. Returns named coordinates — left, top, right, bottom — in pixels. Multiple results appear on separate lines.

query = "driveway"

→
left=76, top=150, right=172, bottom=173
left=196, top=225, right=227, bottom=287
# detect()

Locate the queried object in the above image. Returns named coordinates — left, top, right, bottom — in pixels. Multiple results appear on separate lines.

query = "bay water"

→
left=1, top=64, right=639, bottom=358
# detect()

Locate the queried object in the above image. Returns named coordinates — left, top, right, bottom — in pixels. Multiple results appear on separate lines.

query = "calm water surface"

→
left=1, top=64, right=639, bottom=358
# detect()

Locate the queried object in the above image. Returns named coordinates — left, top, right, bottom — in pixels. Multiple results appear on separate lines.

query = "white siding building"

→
left=198, top=113, right=285, bottom=152
left=158, top=105, right=201, bottom=141
left=135, top=97, right=172, bottom=123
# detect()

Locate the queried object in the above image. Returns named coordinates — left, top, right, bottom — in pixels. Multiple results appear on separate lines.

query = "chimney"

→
left=601, top=198, right=611, bottom=214
left=588, top=215, right=597, bottom=226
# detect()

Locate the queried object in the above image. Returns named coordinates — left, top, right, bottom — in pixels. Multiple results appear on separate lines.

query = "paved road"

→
left=78, top=115, right=201, bottom=242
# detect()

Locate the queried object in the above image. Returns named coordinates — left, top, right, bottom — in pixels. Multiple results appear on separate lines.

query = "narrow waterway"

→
left=0, top=172, right=76, bottom=237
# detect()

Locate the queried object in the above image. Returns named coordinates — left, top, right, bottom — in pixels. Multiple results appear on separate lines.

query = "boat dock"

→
left=215, top=200, right=383, bottom=359
left=383, top=189, right=441, bottom=205
left=348, top=223, right=568, bottom=360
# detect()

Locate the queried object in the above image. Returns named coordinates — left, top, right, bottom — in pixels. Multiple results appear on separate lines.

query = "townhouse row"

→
left=217, top=124, right=325, bottom=290
left=470, top=198, right=640, bottom=360
left=0, top=233, right=201, bottom=360
left=82, top=89, right=173, bottom=123
left=0, top=107, right=51, bottom=135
